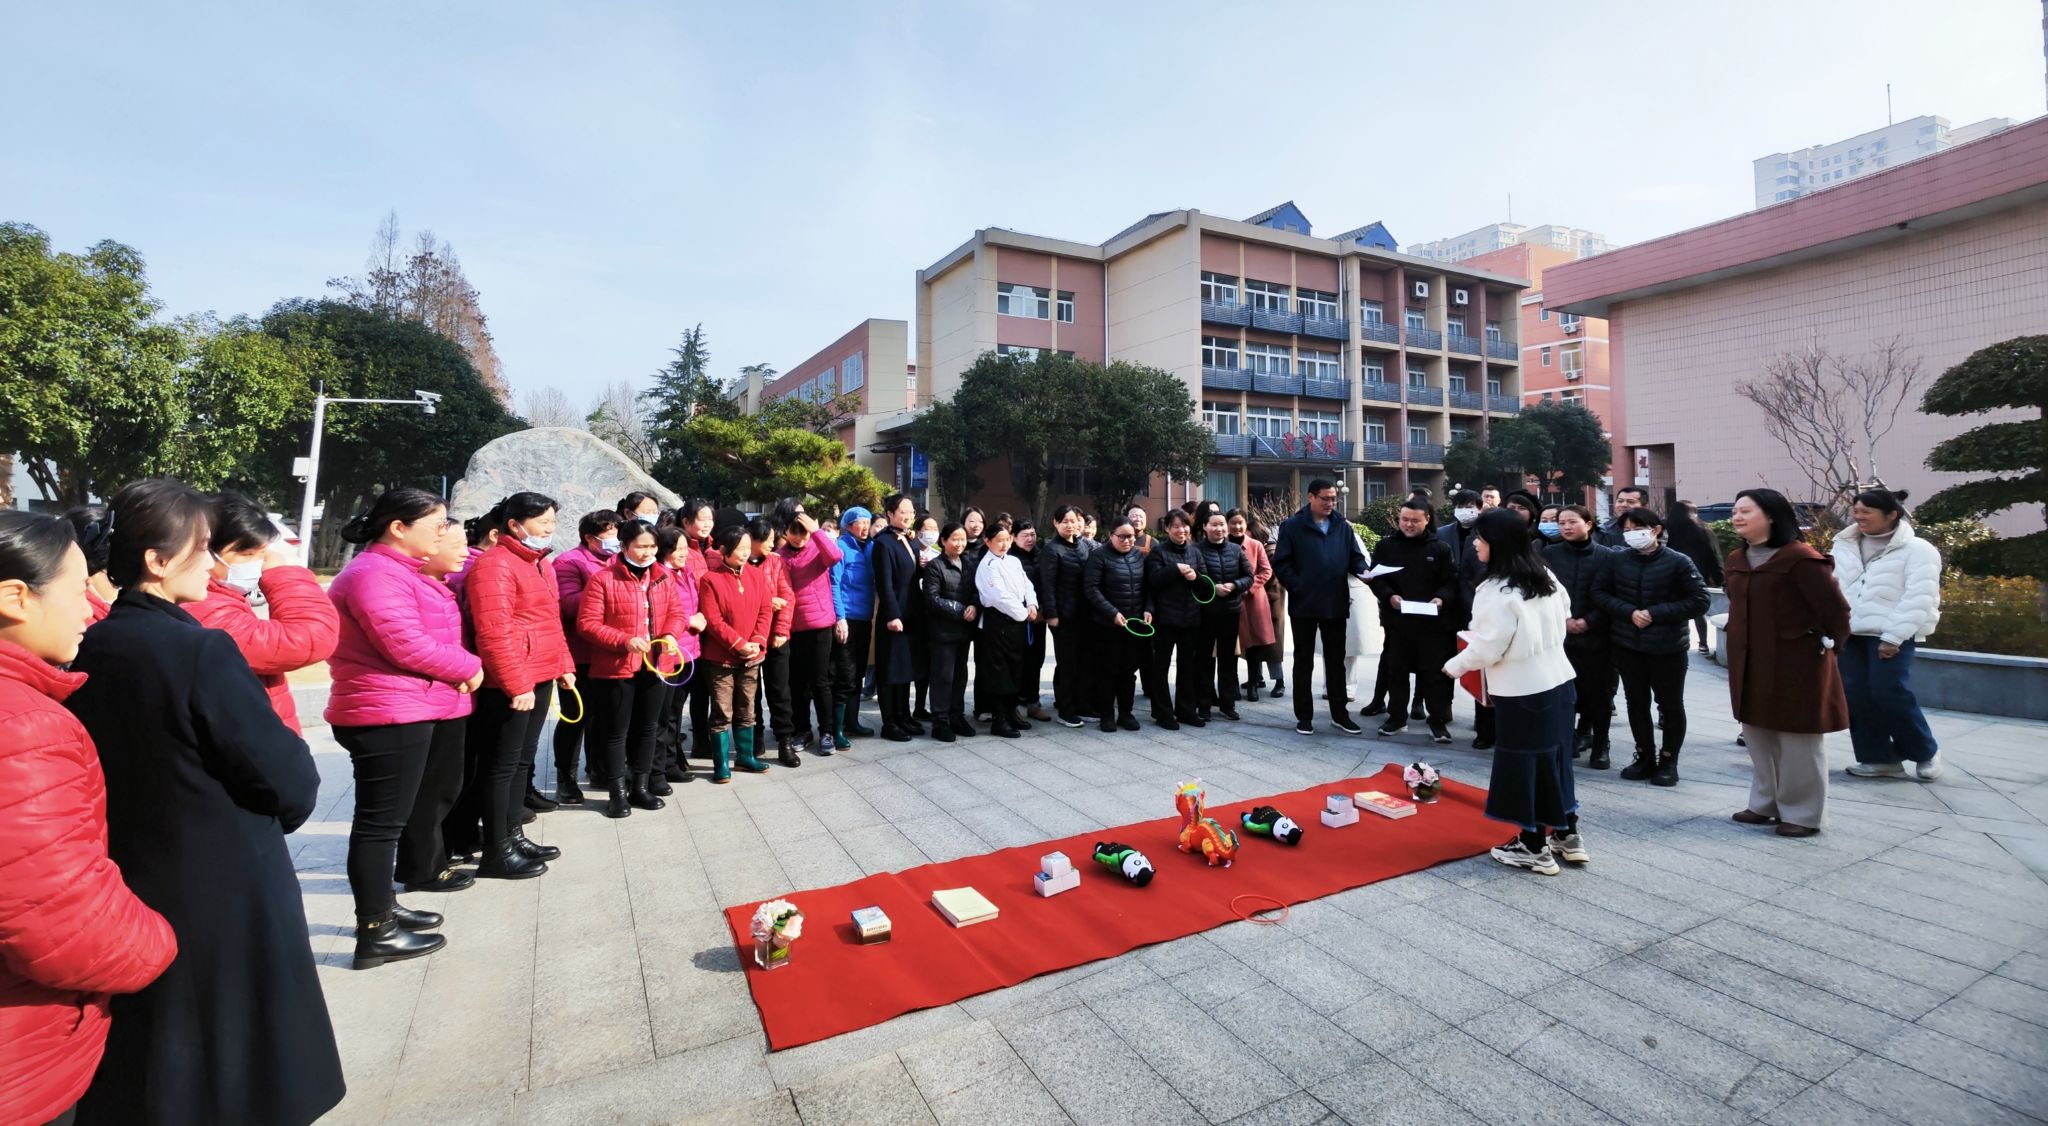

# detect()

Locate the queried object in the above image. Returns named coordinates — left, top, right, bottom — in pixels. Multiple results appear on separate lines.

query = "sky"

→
left=5, top=0, right=2042, bottom=413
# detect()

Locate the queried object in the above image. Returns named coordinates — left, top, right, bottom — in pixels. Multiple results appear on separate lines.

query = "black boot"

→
left=950, top=715, right=978, bottom=738
left=990, top=710, right=1021, bottom=738
left=390, top=903, right=443, bottom=931
left=845, top=700, right=875, bottom=737
left=513, top=828, right=561, bottom=861
left=932, top=720, right=956, bottom=743
left=1245, top=683, right=1262, bottom=702
left=556, top=770, right=585, bottom=806
left=524, top=783, right=558, bottom=813
left=648, top=770, right=673, bottom=797
left=629, top=773, right=666, bottom=810
left=777, top=739, right=803, bottom=767
left=1619, top=748, right=1656, bottom=781
left=477, top=837, right=547, bottom=880
left=664, top=759, right=691, bottom=783
left=402, top=866, right=475, bottom=893
left=1270, top=676, right=1285, bottom=699
left=353, top=912, right=446, bottom=969
left=1588, top=742, right=1612, bottom=771
left=1652, top=750, right=1680, bottom=787
left=605, top=780, right=631, bottom=819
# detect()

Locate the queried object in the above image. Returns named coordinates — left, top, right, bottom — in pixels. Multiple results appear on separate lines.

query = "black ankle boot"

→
left=1588, top=743, right=1612, bottom=771
left=950, top=715, right=978, bottom=738
left=353, top=912, right=446, bottom=969
left=390, top=903, right=443, bottom=931
left=778, top=740, right=803, bottom=767
left=664, top=760, right=690, bottom=783
left=524, top=784, right=558, bottom=813
left=556, top=771, right=585, bottom=805
left=629, top=774, right=665, bottom=810
left=476, top=837, right=547, bottom=880
left=605, top=780, right=631, bottom=819
left=648, top=771, right=673, bottom=796
left=1619, top=748, right=1656, bottom=781
left=513, top=828, right=560, bottom=861
left=1652, top=750, right=1680, bottom=787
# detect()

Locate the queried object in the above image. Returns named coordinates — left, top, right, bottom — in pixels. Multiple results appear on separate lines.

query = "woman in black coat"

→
left=1035, top=504, right=1096, bottom=727
left=1667, top=500, right=1726, bottom=654
left=870, top=493, right=923, bottom=741
left=65, top=480, right=343, bottom=1126
left=1192, top=507, right=1251, bottom=721
left=921, top=522, right=977, bottom=742
left=1544, top=504, right=1616, bottom=770
left=1145, top=510, right=1209, bottom=729
left=1593, top=507, right=1710, bottom=786
left=1083, top=516, right=1153, bottom=733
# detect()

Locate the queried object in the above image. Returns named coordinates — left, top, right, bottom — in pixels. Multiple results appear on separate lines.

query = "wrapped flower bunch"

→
left=1403, top=761, right=1442, bottom=804
left=750, top=899, right=803, bottom=969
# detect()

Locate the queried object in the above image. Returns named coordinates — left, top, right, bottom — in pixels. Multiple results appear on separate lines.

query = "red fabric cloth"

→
left=464, top=539, right=574, bottom=695
left=187, top=567, right=340, bottom=734
left=577, top=556, right=688, bottom=680
left=724, top=763, right=1499, bottom=1051
left=0, top=639, right=177, bottom=1126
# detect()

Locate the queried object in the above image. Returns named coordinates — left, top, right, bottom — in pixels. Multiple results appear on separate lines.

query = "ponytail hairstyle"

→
left=465, top=503, right=504, bottom=548
left=496, top=491, right=557, bottom=532
left=617, top=518, right=658, bottom=553
left=1853, top=487, right=1910, bottom=526
left=0, top=510, right=78, bottom=591
left=617, top=491, right=659, bottom=521
left=339, top=487, right=445, bottom=546
left=105, top=478, right=211, bottom=587
left=64, top=505, right=113, bottom=578
left=209, top=490, right=278, bottom=555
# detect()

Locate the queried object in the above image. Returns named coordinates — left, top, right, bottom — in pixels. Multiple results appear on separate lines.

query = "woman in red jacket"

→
left=746, top=515, right=798, bottom=765
left=579, top=520, right=688, bottom=817
left=697, top=522, right=774, bottom=781
left=187, top=492, right=340, bottom=734
left=0, top=511, right=177, bottom=1126
left=461, top=492, right=575, bottom=879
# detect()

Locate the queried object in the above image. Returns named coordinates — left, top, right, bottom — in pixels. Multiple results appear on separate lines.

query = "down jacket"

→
left=922, top=554, right=977, bottom=644
left=1146, top=536, right=1211, bottom=628
left=1084, top=544, right=1153, bottom=626
left=1831, top=520, right=1942, bottom=645
left=1544, top=538, right=1615, bottom=650
left=752, top=551, right=796, bottom=640
left=0, top=640, right=178, bottom=1126
left=664, top=552, right=705, bottom=662
left=833, top=530, right=874, bottom=621
left=325, top=544, right=482, bottom=727
left=578, top=556, right=689, bottom=680
left=188, top=566, right=339, bottom=734
left=1035, top=534, right=1096, bottom=622
left=553, top=544, right=611, bottom=665
left=777, top=531, right=845, bottom=633
left=1193, top=536, right=1253, bottom=617
left=465, top=538, right=575, bottom=696
left=1594, top=544, right=1709, bottom=654
left=1272, top=505, right=1368, bottom=620
left=698, top=560, right=774, bottom=667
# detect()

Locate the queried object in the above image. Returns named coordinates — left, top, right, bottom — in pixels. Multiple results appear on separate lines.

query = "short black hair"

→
left=617, top=519, right=658, bottom=549
left=1618, top=506, right=1664, bottom=530
left=1160, top=509, right=1192, bottom=529
left=64, top=505, right=113, bottom=578
left=209, top=491, right=277, bottom=555
left=1452, top=489, right=1481, bottom=507
left=0, top=510, right=78, bottom=591
left=498, top=491, right=558, bottom=529
left=1306, top=478, right=1337, bottom=498
left=106, top=478, right=211, bottom=588
left=1399, top=498, right=1434, bottom=515
left=1615, top=485, right=1649, bottom=504
left=654, top=524, right=685, bottom=561
left=578, top=510, right=620, bottom=541
left=1736, top=488, right=1803, bottom=548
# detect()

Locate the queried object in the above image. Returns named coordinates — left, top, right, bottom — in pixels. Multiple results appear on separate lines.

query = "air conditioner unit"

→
left=1562, top=319, right=1582, bottom=334
left=1565, top=370, right=1583, bottom=381
left=1452, top=288, right=1470, bottom=306
left=1412, top=281, right=1431, bottom=300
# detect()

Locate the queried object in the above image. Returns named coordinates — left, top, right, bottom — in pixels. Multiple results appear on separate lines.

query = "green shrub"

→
left=1933, top=575, right=2048, bottom=658
left=1350, top=521, right=1381, bottom=554
left=1355, top=496, right=1404, bottom=538
left=1708, top=520, right=1741, bottom=561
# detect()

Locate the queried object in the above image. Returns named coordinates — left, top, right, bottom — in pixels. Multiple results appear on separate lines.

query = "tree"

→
left=1915, top=334, right=2047, bottom=616
left=1489, top=400, right=1612, bottom=502
left=1443, top=434, right=1514, bottom=494
left=330, top=213, right=510, bottom=405
left=1082, top=360, right=1211, bottom=519
left=640, top=324, right=743, bottom=499
left=1736, top=336, right=1925, bottom=508
left=584, top=379, right=658, bottom=465
left=520, top=387, right=580, bottom=429
left=687, top=415, right=885, bottom=512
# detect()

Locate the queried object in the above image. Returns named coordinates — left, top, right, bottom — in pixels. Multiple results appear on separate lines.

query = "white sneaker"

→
left=1846, top=762, right=1908, bottom=778
left=1915, top=753, right=1944, bottom=782
left=1550, top=831, right=1591, bottom=865
left=1491, top=838, right=1561, bottom=876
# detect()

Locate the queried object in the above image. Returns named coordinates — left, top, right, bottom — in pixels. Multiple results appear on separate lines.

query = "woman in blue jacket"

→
left=830, top=505, right=876, bottom=744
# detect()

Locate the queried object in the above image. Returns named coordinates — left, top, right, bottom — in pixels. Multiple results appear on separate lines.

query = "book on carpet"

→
left=851, top=905, right=892, bottom=943
left=931, top=886, right=1000, bottom=927
left=1354, top=791, right=1417, bottom=819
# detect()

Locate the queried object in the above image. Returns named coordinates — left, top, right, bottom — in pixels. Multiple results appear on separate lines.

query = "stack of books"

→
left=1354, top=790, right=1418, bottom=820
left=851, top=905, right=892, bottom=944
left=931, top=886, right=1000, bottom=928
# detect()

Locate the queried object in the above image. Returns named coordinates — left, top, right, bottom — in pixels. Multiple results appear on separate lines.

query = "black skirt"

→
left=1484, top=680, right=1579, bottom=830
left=978, top=613, right=1031, bottom=696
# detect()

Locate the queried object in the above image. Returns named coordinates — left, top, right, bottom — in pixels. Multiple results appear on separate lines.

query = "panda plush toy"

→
left=1239, top=805, right=1304, bottom=846
left=1093, top=841, right=1155, bottom=886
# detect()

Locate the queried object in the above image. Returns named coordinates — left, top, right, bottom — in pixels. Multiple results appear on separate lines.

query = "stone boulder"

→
left=449, top=427, right=680, bottom=552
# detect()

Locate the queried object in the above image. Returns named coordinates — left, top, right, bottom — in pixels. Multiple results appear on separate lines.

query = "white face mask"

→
left=1624, top=528, right=1657, bottom=550
left=1454, top=507, right=1479, bottom=527
left=918, top=530, right=938, bottom=547
left=225, top=560, right=263, bottom=594
left=599, top=537, right=621, bottom=555
left=521, top=534, right=552, bottom=552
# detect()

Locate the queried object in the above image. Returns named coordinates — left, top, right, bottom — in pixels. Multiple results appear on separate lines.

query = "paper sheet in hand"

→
left=1397, top=601, right=1439, bottom=616
left=1364, top=564, right=1404, bottom=579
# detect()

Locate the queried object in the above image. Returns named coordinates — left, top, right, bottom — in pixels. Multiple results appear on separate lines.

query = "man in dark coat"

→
left=1434, top=489, right=1487, bottom=738
left=1271, top=479, right=1369, bottom=735
left=1595, top=485, right=1647, bottom=548
left=1370, top=499, right=1460, bottom=742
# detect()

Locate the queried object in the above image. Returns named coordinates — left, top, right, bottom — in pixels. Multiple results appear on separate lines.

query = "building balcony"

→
left=1406, top=385, right=1443, bottom=406
left=1250, top=434, right=1354, bottom=461
left=1405, top=326, right=1443, bottom=350
left=1362, top=380, right=1402, bottom=403
left=1485, top=339, right=1518, bottom=361
left=1300, top=315, right=1349, bottom=340
left=1409, top=443, right=1447, bottom=464
left=1210, top=432, right=1252, bottom=458
left=1201, top=365, right=1251, bottom=391
left=1251, top=372, right=1303, bottom=396
left=1302, top=377, right=1351, bottom=400
left=1361, top=441, right=1404, bottom=462
left=1361, top=321, right=1400, bottom=345
left=1487, top=397, right=1522, bottom=415
left=1201, top=300, right=1250, bottom=327
left=1447, top=388, right=1485, bottom=410
left=1250, top=308, right=1303, bottom=334
left=1447, top=333, right=1483, bottom=356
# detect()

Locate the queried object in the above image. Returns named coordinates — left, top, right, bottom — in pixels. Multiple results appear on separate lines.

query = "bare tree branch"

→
left=520, top=386, right=580, bottom=429
left=585, top=379, right=659, bottom=466
left=1736, top=338, right=1924, bottom=508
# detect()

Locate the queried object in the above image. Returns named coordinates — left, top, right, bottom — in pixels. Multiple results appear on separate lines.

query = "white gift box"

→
left=1320, top=793, right=1359, bottom=828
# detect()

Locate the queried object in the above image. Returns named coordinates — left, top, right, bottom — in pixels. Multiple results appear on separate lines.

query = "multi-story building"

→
left=744, top=318, right=917, bottom=490
left=1752, top=114, right=2016, bottom=208
left=1405, top=223, right=1611, bottom=265
left=913, top=202, right=1528, bottom=517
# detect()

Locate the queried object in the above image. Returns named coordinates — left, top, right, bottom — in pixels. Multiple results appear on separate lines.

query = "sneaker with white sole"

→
left=1915, top=752, right=1943, bottom=781
left=1550, top=831, right=1591, bottom=865
left=1376, top=721, right=1408, bottom=738
left=1846, top=762, right=1908, bottom=778
left=1491, top=837, right=1560, bottom=876
left=1332, top=716, right=1363, bottom=735
left=1294, top=722, right=1314, bottom=735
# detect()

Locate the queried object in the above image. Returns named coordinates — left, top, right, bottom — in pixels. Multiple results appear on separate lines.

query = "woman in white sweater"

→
left=1445, top=509, right=1584, bottom=876
left=1832, top=488, right=1943, bottom=781
left=973, top=523, right=1040, bottom=739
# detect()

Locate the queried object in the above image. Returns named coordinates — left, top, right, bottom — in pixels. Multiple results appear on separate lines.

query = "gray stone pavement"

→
left=290, top=654, right=2048, bottom=1125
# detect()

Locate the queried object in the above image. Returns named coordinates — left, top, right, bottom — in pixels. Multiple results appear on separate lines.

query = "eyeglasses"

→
left=1112, top=532, right=1136, bottom=541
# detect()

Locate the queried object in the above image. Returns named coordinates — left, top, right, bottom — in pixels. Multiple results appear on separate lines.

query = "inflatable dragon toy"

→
left=1175, top=779, right=1239, bottom=867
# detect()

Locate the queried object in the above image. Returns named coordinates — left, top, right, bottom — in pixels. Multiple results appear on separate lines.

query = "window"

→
left=997, top=283, right=1050, bottom=319
left=819, top=367, right=837, bottom=399
left=1200, top=272, right=1239, bottom=305
left=1297, top=349, right=1339, bottom=381
left=1487, top=377, right=1504, bottom=396
left=1406, top=365, right=1428, bottom=389
left=1539, top=306, right=1551, bottom=322
left=842, top=350, right=865, bottom=391
left=1243, top=343, right=1291, bottom=375
left=1365, top=420, right=1387, bottom=443
left=1448, top=372, right=1468, bottom=394
left=1201, top=335, right=1239, bottom=369
left=1364, top=358, right=1386, bottom=384
left=1409, top=425, right=1429, bottom=446
left=1485, top=320, right=1502, bottom=342
left=1360, top=299, right=1384, bottom=324
left=1202, top=401, right=1240, bottom=434
left=1446, top=315, right=1465, bottom=335
left=1056, top=291, right=1075, bottom=323
left=1365, top=478, right=1387, bottom=501
left=1298, top=289, right=1338, bottom=320
left=1449, top=425, right=1469, bottom=444
left=1245, top=280, right=1290, bottom=313
left=1540, top=346, right=1553, bottom=367
left=1246, top=407, right=1292, bottom=438
left=1560, top=388, right=1584, bottom=403
left=1404, top=307, right=1427, bottom=331
left=1300, top=409, right=1340, bottom=439
left=996, top=344, right=1042, bottom=361
left=1559, top=345, right=1583, bottom=378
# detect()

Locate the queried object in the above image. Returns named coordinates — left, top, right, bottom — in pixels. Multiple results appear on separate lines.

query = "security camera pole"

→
left=295, top=383, right=444, bottom=561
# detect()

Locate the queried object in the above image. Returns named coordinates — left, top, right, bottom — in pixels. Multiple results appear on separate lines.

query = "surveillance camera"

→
left=415, top=391, right=443, bottom=403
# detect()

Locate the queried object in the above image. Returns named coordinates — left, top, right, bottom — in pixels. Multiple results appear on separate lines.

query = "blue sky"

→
left=5, top=0, right=2040, bottom=411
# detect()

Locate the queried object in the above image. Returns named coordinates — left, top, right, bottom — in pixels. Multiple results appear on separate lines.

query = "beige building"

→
left=745, top=318, right=918, bottom=491
left=1752, top=114, right=2017, bottom=208
left=1406, top=222, right=1612, bottom=264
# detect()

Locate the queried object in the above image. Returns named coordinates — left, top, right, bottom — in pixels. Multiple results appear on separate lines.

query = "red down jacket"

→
left=186, top=566, right=340, bottom=734
left=464, top=538, right=574, bottom=696
left=578, top=556, right=690, bottom=680
left=0, top=639, right=178, bottom=1126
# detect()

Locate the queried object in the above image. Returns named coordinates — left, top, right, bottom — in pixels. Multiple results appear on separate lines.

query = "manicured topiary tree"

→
left=1916, top=334, right=2047, bottom=616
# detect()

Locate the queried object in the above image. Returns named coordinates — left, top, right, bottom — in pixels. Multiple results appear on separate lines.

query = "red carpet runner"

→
left=724, top=762, right=1500, bottom=1050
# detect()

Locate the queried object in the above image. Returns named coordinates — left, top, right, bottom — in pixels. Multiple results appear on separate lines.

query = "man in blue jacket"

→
left=1271, top=479, right=1369, bottom=735
left=830, top=506, right=876, bottom=741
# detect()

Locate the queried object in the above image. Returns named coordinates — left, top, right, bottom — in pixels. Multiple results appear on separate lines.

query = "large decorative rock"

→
left=449, top=427, right=680, bottom=552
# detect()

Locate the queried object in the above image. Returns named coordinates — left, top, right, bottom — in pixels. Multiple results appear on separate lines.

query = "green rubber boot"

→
left=734, top=727, right=770, bottom=774
left=712, top=731, right=733, bottom=784
left=830, top=704, right=849, bottom=751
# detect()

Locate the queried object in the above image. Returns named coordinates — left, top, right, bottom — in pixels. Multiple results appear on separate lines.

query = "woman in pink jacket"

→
left=325, top=489, right=484, bottom=970
left=772, top=499, right=843, bottom=763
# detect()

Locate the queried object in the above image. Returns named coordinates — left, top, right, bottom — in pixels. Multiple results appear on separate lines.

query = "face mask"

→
left=1538, top=522, right=1561, bottom=539
left=600, top=537, right=621, bottom=555
left=624, top=558, right=651, bottom=576
left=1624, top=528, right=1657, bottom=550
left=919, top=530, right=938, bottom=547
left=1454, top=507, right=1479, bottom=527
left=521, top=534, right=551, bottom=552
left=225, top=560, right=263, bottom=594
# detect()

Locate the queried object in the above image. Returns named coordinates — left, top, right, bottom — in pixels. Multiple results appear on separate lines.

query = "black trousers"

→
left=1617, top=648, right=1688, bottom=754
left=1565, top=645, right=1613, bottom=746
left=1022, top=617, right=1047, bottom=705
left=336, top=722, right=436, bottom=919
left=552, top=662, right=590, bottom=781
left=590, top=669, right=667, bottom=782
left=1289, top=616, right=1350, bottom=725
left=688, top=662, right=714, bottom=759
left=517, top=681, right=553, bottom=795
left=446, top=708, right=487, bottom=856
left=394, top=718, right=466, bottom=885
left=1152, top=623, right=1204, bottom=717
left=1096, top=626, right=1149, bottom=720
left=1475, top=703, right=1496, bottom=742
left=929, top=636, right=969, bottom=722
left=654, top=672, right=687, bottom=773
left=1380, top=624, right=1452, bottom=726
left=1198, top=612, right=1240, bottom=711
left=1050, top=618, right=1095, bottom=719
left=833, top=619, right=873, bottom=712
left=787, top=627, right=836, bottom=739
left=468, top=682, right=553, bottom=846
left=755, top=640, right=793, bottom=743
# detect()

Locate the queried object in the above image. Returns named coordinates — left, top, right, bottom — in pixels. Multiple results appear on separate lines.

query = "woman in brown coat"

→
left=1723, top=488, right=1850, bottom=838
left=1231, top=510, right=1285, bottom=699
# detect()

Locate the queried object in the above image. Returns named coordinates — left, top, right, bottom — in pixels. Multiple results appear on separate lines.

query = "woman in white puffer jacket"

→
left=1831, top=488, right=1943, bottom=781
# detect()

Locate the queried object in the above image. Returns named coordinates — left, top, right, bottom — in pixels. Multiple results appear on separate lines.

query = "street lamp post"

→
left=295, top=384, right=442, bottom=561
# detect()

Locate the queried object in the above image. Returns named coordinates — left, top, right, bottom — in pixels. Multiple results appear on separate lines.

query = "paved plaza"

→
left=292, top=655, right=2048, bottom=1126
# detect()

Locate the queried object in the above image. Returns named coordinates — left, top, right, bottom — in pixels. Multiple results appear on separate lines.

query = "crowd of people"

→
left=0, top=467, right=1943, bottom=1124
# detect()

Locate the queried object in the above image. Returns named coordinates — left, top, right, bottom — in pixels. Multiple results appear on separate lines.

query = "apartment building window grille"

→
left=1056, top=291, right=1075, bottom=323
left=1446, top=315, right=1465, bottom=335
left=1202, top=401, right=1240, bottom=434
left=1485, top=320, right=1502, bottom=342
left=1365, top=478, right=1387, bottom=501
left=841, top=350, right=865, bottom=391
left=1560, top=388, right=1584, bottom=403
left=1404, top=307, right=1426, bottom=332
left=1448, top=372, right=1467, bottom=394
left=1364, top=359, right=1386, bottom=384
left=1299, top=289, right=1339, bottom=320
left=1487, top=377, right=1504, bottom=397
left=1298, top=349, right=1339, bottom=381
left=997, top=283, right=1050, bottom=319
left=1246, top=407, right=1293, bottom=438
left=996, top=344, right=1042, bottom=361
left=1200, top=272, right=1239, bottom=305
left=1365, top=420, right=1387, bottom=443
left=1406, top=365, right=1428, bottom=389
left=1300, top=410, right=1341, bottom=439
left=1539, top=306, right=1550, bottom=322
left=1408, top=425, right=1429, bottom=446
left=1449, top=426, right=1469, bottom=445
left=1540, top=346, right=1552, bottom=367
left=1201, top=336, right=1240, bottom=369
left=1245, top=280, right=1290, bottom=313
left=1244, top=342, right=1291, bottom=375
left=1360, top=299, right=1384, bottom=324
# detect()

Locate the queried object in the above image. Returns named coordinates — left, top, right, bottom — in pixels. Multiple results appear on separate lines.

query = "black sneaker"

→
left=1117, top=714, right=1141, bottom=732
left=1295, top=721, right=1314, bottom=735
left=1155, top=714, right=1181, bottom=731
left=1359, top=701, right=1386, bottom=718
left=1100, top=718, right=1118, bottom=733
left=1376, top=721, right=1408, bottom=738
left=1332, top=716, right=1363, bottom=735
left=1472, top=737, right=1495, bottom=751
left=1429, top=724, right=1452, bottom=745
left=1057, top=714, right=1084, bottom=729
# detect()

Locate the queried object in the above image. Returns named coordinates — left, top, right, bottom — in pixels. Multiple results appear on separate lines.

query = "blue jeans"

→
left=1840, top=636, right=1938, bottom=764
